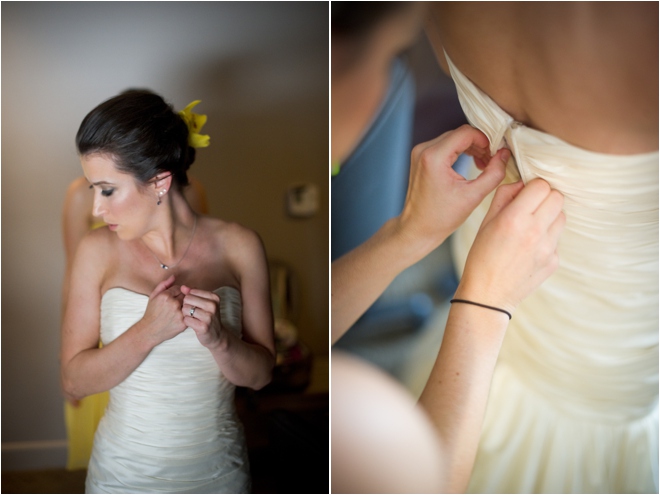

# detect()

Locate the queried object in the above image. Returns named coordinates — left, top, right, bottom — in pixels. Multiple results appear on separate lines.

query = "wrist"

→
left=207, top=327, right=231, bottom=353
left=449, top=282, right=512, bottom=338
left=133, top=319, right=160, bottom=353
left=454, top=279, right=516, bottom=317
left=387, top=215, right=448, bottom=267
left=450, top=298, right=511, bottom=320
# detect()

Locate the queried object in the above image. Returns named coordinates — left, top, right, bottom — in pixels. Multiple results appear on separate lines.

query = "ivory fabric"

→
left=86, top=287, right=250, bottom=494
left=445, top=50, right=659, bottom=493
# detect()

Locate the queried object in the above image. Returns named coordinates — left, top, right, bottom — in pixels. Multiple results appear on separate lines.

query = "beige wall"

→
left=1, top=1, right=328, bottom=469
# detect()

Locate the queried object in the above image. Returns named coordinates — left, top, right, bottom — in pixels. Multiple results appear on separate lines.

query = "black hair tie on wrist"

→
left=450, top=299, right=512, bottom=320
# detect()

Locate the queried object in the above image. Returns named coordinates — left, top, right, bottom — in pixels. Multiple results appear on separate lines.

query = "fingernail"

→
left=500, top=149, right=511, bottom=162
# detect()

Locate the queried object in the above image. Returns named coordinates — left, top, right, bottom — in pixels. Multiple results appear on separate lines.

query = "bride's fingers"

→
left=182, top=304, right=211, bottom=322
left=183, top=315, right=208, bottom=333
left=182, top=294, right=215, bottom=314
left=183, top=304, right=198, bottom=318
left=150, top=275, right=176, bottom=299
left=166, top=285, right=183, bottom=299
left=184, top=287, right=219, bottom=302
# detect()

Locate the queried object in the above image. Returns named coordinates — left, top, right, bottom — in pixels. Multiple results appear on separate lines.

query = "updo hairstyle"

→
left=76, top=89, right=194, bottom=187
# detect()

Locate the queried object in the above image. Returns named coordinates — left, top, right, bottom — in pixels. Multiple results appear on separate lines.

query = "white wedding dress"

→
left=445, top=50, right=659, bottom=493
left=86, top=287, right=251, bottom=494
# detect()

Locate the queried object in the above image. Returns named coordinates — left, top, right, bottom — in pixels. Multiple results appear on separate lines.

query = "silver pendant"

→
left=161, top=264, right=169, bottom=270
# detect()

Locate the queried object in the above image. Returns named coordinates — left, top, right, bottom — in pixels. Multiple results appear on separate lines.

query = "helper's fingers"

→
left=415, top=125, right=490, bottom=170
left=480, top=180, right=525, bottom=227
left=465, top=148, right=509, bottom=200
left=464, top=143, right=493, bottom=170
left=507, top=178, right=554, bottom=215
left=533, top=189, right=565, bottom=227
left=547, top=210, right=567, bottom=246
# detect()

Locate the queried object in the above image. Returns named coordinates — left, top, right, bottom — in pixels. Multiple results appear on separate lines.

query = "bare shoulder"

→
left=73, top=225, right=117, bottom=276
left=200, top=217, right=267, bottom=288
left=204, top=217, right=266, bottom=264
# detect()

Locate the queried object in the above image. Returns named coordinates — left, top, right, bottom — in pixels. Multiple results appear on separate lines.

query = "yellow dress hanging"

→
left=64, top=388, right=109, bottom=470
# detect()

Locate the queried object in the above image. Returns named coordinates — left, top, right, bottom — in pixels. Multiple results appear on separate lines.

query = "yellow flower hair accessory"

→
left=178, top=100, right=210, bottom=148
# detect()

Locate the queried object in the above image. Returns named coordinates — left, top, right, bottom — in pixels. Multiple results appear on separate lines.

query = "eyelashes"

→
left=88, top=183, right=115, bottom=196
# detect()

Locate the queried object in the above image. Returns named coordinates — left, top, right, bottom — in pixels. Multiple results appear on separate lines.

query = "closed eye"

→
left=101, top=188, right=115, bottom=197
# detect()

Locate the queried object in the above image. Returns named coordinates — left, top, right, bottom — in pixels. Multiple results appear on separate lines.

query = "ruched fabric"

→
left=445, top=49, right=659, bottom=493
left=86, top=287, right=250, bottom=494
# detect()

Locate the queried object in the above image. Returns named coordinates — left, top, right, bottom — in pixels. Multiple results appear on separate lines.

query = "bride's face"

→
left=81, top=153, right=156, bottom=240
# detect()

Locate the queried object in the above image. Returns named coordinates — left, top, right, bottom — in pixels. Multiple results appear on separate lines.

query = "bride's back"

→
left=427, top=2, right=658, bottom=155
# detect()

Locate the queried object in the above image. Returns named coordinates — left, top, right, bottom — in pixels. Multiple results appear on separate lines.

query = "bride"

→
left=426, top=3, right=658, bottom=493
left=60, top=89, right=275, bottom=493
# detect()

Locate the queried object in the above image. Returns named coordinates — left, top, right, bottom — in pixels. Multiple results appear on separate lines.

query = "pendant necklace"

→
left=143, top=215, right=198, bottom=270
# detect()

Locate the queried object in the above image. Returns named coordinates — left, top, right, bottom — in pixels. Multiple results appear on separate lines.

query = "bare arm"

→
left=60, top=233, right=189, bottom=400
left=181, top=227, right=275, bottom=390
left=332, top=125, right=509, bottom=343
left=331, top=217, right=422, bottom=342
left=418, top=179, right=565, bottom=492
left=332, top=180, right=564, bottom=494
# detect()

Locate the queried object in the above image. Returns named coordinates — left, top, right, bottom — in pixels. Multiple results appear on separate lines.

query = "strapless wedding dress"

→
left=86, top=287, right=250, bottom=494
left=445, top=50, right=658, bottom=493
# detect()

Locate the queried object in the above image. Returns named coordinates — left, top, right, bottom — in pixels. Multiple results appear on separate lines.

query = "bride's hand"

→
left=457, top=179, right=565, bottom=315
left=395, top=124, right=509, bottom=259
left=180, top=285, right=226, bottom=349
left=141, top=275, right=188, bottom=345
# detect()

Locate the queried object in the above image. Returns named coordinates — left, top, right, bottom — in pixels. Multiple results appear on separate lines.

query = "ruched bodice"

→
left=86, top=287, right=250, bottom=494
left=446, top=49, right=658, bottom=492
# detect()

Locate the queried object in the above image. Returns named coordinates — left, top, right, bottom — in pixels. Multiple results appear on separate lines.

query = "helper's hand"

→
left=141, top=275, right=188, bottom=345
left=180, top=285, right=226, bottom=350
left=396, top=124, right=509, bottom=259
left=457, top=179, right=566, bottom=314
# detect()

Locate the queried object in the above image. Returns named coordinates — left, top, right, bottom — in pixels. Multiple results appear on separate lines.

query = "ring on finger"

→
left=189, top=306, right=196, bottom=317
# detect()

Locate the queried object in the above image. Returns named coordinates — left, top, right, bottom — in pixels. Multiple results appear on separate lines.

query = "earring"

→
left=157, top=191, right=164, bottom=206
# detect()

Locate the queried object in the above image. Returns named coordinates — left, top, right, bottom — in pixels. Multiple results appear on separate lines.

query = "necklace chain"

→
left=143, top=215, right=198, bottom=270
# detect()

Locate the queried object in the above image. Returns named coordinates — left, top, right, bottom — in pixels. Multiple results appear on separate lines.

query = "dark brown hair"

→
left=76, top=89, right=194, bottom=187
